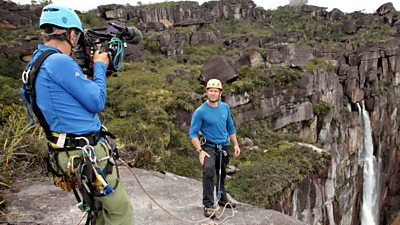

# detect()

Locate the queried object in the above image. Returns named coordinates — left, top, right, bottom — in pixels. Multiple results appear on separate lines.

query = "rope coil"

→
left=108, top=37, right=124, bottom=71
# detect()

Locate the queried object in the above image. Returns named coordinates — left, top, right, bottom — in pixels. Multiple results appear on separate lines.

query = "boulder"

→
left=287, top=31, right=307, bottom=42
left=200, top=56, right=238, bottom=83
left=328, top=8, right=344, bottom=21
left=236, top=51, right=264, bottom=67
left=97, top=4, right=126, bottom=21
left=265, top=48, right=284, bottom=64
left=190, top=31, right=220, bottom=46
left=383, top=11, right=400, bottom=26
left=125, top=43, right=146, bottom=62
left=223, top=35, right=262, bottom=49
left=146, top=21, right=167, bottom=31
left=0, top=8, right=32, bottom=27
left=376, top=2, right=395, bottom=16
left=300, top=4, right=327, bottom=18
left=158, top=31, right=188, bottom=56
left=342, top=21, right=358, bottom=34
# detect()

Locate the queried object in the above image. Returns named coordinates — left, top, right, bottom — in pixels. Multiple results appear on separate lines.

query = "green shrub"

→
left=142, top=34, right=161, bottom=54
left=274, top=67, right=302, bottom=85
left=0, top=26, right=38, bottom=44
left=184, top=44, right=226, bottom=65
left=0, top=54, right=25, bottom=79
left=78, top=12, right=107, bottom=29
left=0, top=76, right=21, bottom=106
left=0, top=105, right=47, bottom=179
left=306, top=58, right=334, bottom=73
left=313, top=101, right=334, bottom=117
left=219, top=20, right=271, bottom=39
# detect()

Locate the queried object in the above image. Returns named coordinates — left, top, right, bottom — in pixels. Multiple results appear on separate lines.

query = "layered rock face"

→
left=97, top=0, right=267, bottom=28
left=263, top=38, right=400, bottom=225
left=249, top=19, right=399, bottom=225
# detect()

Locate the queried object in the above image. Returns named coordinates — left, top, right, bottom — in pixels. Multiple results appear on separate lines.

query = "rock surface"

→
left=3, top=166, right=306, bottom=225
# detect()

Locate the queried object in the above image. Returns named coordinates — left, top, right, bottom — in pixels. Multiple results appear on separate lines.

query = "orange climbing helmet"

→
left=206, top=79, right=223, bottom=90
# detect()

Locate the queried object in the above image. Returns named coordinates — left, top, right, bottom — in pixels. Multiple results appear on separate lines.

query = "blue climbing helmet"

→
left=39, top=4, right=83, bottom=32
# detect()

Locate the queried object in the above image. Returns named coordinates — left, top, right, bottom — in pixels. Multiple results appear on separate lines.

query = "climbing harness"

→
left=48, top=132, right=121, bottom=225
left=58, top=135, right=119, bottom=225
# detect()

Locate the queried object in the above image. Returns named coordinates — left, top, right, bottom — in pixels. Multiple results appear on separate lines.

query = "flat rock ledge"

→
left=3, top=167, right=306, bottom=225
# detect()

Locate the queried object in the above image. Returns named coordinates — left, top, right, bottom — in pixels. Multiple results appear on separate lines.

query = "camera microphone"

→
left=124, top=27, right=142, bottom=45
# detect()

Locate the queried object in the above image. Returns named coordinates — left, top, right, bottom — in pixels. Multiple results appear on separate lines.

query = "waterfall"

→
left=358, top=103, right=380, bottom=225
left=292, top=187, right=298, bottom=218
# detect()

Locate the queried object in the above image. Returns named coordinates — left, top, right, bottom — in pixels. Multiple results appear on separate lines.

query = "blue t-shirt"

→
left=189, top=101, right=236, bottom=144
left=24, top=44, right=107, bottom=135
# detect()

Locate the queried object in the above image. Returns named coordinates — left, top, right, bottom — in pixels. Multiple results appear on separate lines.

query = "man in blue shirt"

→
left=189, top=79, right=241, bottom=218
left=22, top=4, right=132, bottom=224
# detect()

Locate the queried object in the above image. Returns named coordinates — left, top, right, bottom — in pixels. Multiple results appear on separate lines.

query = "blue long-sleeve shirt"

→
left=189, top=101, right=236, bottom=145
left=26, top=44, right=107, bottom=135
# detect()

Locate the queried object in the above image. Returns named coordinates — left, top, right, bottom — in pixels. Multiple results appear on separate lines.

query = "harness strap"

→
left=202, top=138, right=228, bottom=149
left=22, top=49, right=58, bottom=138
left=48, top=132, right=100, bottom=149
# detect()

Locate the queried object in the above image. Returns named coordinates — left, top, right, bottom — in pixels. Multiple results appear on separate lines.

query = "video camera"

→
left=74, top=20, right=142, bottom=77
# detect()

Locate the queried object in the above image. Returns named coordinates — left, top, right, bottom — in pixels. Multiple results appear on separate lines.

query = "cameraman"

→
left=22, top=4, right=133, bottom=224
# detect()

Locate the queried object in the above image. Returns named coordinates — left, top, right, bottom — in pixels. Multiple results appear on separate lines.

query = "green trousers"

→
left=49, top=141, right=133, bottom=225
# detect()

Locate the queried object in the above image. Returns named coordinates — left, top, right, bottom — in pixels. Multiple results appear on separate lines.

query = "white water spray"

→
left=292, top=187, right=298, bottom=218
left=358, top=103, right=380, bottom=225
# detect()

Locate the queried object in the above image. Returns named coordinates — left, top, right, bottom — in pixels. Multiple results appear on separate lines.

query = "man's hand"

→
left=93, top=50, right=110, bottom=67
left=233, top=144, right=240, bottom=158
left=199, top=150, right=210, bottom=166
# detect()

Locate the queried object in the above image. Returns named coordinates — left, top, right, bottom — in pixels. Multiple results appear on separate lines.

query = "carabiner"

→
left=67, top=155, right=81, bottom=175
left=21, top=68, right=31, bottom=84
left=75, top=136, right=90, bottom=147
left=200, top=137, right=207, bottom=145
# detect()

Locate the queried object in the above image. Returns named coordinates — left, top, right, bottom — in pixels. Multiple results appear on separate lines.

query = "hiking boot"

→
left=218, top=199, right=236, bottom=208
left=203, top=205, right=216, bottom=218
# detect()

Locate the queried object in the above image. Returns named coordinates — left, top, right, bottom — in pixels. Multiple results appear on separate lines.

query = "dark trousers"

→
left=202, top=145, right=230, bottom=207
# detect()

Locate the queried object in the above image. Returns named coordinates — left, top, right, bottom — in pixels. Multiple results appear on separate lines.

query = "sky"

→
left=11, top=0, right=400, bottom=13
